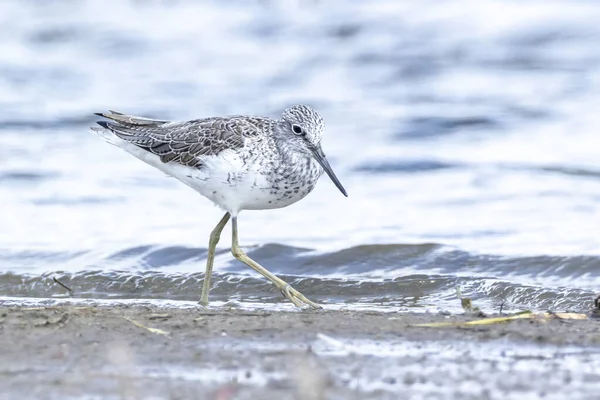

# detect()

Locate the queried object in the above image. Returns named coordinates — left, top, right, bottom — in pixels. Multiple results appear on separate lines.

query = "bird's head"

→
left=280, top=105, right=347, bottom=197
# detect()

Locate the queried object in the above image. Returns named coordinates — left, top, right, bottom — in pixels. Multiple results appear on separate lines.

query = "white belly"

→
left=97, top=130, right=320, bottom=215
left=185, top=150, right=319, bottom=214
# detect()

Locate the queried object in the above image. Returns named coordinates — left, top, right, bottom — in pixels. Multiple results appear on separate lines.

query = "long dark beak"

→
left=311, top=146, right=348, bottom=197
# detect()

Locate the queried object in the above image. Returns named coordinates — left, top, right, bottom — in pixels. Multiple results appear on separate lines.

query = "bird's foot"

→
left=198, top=298, right=209, bottom=307
left=280, top=284, right=322, bottom=309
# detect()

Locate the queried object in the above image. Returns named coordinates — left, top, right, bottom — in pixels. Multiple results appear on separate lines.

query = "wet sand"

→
left=2, top=304, right=600, bottom=399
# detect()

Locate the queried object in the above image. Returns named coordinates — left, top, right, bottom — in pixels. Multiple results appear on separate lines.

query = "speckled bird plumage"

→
left=92, top=105, right=346, bottom=216
left=91, top=104, right=347, bottom=308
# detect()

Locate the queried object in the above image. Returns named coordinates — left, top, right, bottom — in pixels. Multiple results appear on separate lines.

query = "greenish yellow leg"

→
left=230, top=216, right=321, bottom=309
left=199, top=212, right=231, bottom=306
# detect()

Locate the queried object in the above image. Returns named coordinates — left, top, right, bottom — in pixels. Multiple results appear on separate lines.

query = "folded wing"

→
left=95, top=111, right=267, bottom=168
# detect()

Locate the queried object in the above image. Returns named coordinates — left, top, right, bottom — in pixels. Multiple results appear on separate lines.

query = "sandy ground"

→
left=2, top=304, right=600, bottom=400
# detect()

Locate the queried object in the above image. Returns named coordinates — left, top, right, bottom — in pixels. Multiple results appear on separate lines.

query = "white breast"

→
left=97, top=129, right=320, bottom=215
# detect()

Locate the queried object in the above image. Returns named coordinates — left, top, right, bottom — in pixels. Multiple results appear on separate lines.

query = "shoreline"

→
left=2, top=304, right=600, bottom=399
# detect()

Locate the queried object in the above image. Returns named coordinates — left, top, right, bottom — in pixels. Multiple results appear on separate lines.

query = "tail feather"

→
left=93, top=110, right=172, bottom=149
left=90, top=115, right=179, bottom=176
left=94, top=110, right=169, bottom=127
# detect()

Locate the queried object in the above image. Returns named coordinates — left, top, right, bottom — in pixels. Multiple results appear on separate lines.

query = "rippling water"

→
left=1, top=0, right=600, bottom=312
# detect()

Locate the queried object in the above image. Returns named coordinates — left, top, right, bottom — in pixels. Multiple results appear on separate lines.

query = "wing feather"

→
left=95, top=111, right=272, bottom=168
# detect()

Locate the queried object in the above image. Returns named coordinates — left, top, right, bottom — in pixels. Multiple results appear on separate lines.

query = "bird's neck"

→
left=271, top=140, right=320, bottom=180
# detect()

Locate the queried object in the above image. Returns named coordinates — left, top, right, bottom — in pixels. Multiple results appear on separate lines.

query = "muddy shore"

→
left=2, top=304, right=600, bottom=399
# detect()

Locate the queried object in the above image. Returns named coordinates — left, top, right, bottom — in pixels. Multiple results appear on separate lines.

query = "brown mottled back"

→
left=95, top=110, right=273, bottom=168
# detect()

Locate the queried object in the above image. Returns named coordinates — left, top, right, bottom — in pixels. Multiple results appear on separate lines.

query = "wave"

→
left=1, top=243, right=598, bottom=313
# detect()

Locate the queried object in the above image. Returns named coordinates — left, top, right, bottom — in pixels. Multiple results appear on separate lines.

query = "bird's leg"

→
left=199, top=212, right=231, bottom=306
left=230, top=216, right=321, bottom=309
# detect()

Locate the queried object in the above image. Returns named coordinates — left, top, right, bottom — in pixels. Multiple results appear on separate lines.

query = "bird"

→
left=91, top=105, right=347, bottom=309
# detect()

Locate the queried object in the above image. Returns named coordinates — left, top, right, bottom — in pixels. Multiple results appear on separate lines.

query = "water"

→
left=1, top=0, right=600, bottom=313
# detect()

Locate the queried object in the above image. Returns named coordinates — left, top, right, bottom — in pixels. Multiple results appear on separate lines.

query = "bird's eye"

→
left=292, top=125, right=304, bottom=135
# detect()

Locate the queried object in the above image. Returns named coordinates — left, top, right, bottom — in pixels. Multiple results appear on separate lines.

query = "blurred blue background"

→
left=1, top=0, right=599, bottom=311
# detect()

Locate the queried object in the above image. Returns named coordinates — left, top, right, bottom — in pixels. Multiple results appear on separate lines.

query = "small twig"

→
left=499, top=301, right=505, bottom=314
left=148, top=313, right=172, bottom=320
left=412, top=311, right=586, bottom=328
left=53, top=277, right=73, bottom=295
left=122, top=316, right=170, bottom=336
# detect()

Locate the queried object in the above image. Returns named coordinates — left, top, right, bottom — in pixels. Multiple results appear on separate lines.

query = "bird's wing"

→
left=95, top=110, right=270, bottom=168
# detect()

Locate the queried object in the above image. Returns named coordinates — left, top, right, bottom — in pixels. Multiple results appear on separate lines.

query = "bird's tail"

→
left=91, top=110, right=169, bottom=145
left=94, top=110, right=168, bottom=127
